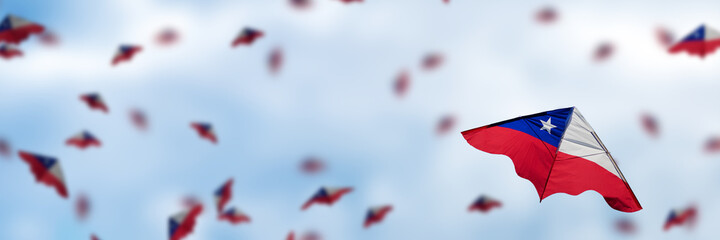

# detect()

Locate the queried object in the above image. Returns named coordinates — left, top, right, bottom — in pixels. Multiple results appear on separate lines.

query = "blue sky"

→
left=2, top=0, right=720, bottom=239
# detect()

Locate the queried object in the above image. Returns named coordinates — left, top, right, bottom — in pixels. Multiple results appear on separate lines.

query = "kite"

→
left=290, top=0, right=313, bottom=10
left=436, top=114, right=456, bottom=136
left=80, top=93, right=109, bottom=113
left=129, top=109, right=148, bottom=131
left=0, top=138, right=10, bottom=158
left=656, top=27, right=674, bottom=49
left=640, top=113, right=659, bottom=138
left=232, top=27, right=264, bottom=47
left=0, top=44, right=22, bottom=60
left=462, top=107, right=642, bottom=212
left=0, top=14, right=45, bottom=44
left=214, top=178, right=233, bottom=213
left=594, top=42, right=614, bottom=62
left=219, top=207, right=251, bottom=224
left=268, top=47, right=284, bottom=75
left=300, top=156, right=325, bottom=175
left=157, top=28, right=179, bottom=46
left=112, top=45, right=142, bottom=66
left=66, top=131, right=102, bottom=149
left=664, top=205, right=697, bottom=231
left=364, top=205, right=393, bottom=228
left=468, top=195, right=502, bottom=213
left=91, top=234, right=99, bottom=240
left=287, top=231, right=295, bottom=240
left=169, top=204, right=203, bottom=240
left=18, top=151, right=68, bottom=198
left=337, top=0, right=363, bottom=3
left=615, top=218, right=636, bottom=235
left=535, top=7, right=557, bottom=24
left=705, top=137, right=720, bottom=153
left=76, top=193, right=91, bottom=221
left=191, top=122, right=217, bottom=144
left=38, top=31, right=59, bottom=46
left=302, top=186, right=353, bottom=210
left=669, top=24, right=720, bottom=58
left=394, top=70, right=410, bottom=98
left=421, top=53, right=443, bottom=71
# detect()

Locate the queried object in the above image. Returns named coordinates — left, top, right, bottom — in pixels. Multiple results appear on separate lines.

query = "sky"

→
left=1, top=0, right=720, bottom=239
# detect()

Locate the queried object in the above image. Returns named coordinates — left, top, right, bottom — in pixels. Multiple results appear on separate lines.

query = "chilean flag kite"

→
left=664, top=205, right=697, bottom=231
left=0, top=15, right=45, bottom=44
left=66, top=131, right=102, bottom=149
left=214, top=178, right=233, bottom=212
left=0, top=44, right=22, bottom=60
left=301, top=186, right=353, bottom=210
left=232, top=27, right=264, bottom=47
left=80, top=93, right=109, bottom=113
left=169, top=204, right=203, bottom=240
left=112, top=45, right=142, bottom=66
left=669, top=24, right=720, bottom=58
left=18, top=151, right=69, bottom=198
left=191, top=122, right=217, bottom=144
left=219, top=207, right=251, bottom=224
left=462, top=107, right=642, bottom=212
left=468, top=195, right=502, bottom=213
left=364, top=205, right=393, bottom=228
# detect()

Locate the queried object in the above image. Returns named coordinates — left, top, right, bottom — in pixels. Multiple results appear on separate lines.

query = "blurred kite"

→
left=181, top=195, right=202, bottom=209
left=421, top=53, right=443, bottom=71
left=157, top=28, right=179, bottom=46
left=38, top=31, right=59, bottom=46
left=91, top=234, right=99, bottom=240
left=169, top=204, right=203, bottom=240
left=290, top=0, right=313, bottom=10
left=232, top=27, right=264, bottom=47
left=594, top=42, right=614, bottom=62
left=462, top=107, right=642, bottom=212
left=0, top=44, right=22, bottom=60
left=76, top=193, right=91, bottom=221
left=0, top=138, right=10, bottom=158
left=664, top=205, right=697, bottom=231
left=364, top=205, right=393, bottom=228
left=337, top=0, right=363, bottom=3
left=640, top=113, right=659, bottom=138
left=191, top=122, right=217, bottom=144
left=302, top=186, right=353, bottom=210
left=669, top=24, right=720, bottom=58
left=80, top=93, right=109, bottom=113
left=0, top=14, right=45, bottom=44
left=287, top=231, right=295, bottom=240
left=219, top=207, right=251, bottom=225
left=394, top=70, right=410, bottom=98
left=656, top=27, right=674, bottom=49
left=129, top=109, right=148, bottom=131
left=443, top=0, right=450, bottom=4
left=300, top=156, right=325, bottom=175
left=18, top=151, right=68, bottom=198
left=66, top=130, right=102, bottom=149
left=111, top=45, right=142, bottom=66
left=535, top=7, right=557, bottom=24
left=705, top=136, right=720, bottom=153
left=301, top=231, right=323, bottom=240
left=269, top=47, right=284, bottom=75
left=468, top=195, right=502, bottom=213
left=616, top=218, right=636, bottom=235
left=214, top=178, right=233, bottom=213
left=436, top=114, right=456, bottom=136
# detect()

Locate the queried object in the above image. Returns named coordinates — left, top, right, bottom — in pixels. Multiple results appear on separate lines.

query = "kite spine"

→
left=539, top=106, right=575, bottom=202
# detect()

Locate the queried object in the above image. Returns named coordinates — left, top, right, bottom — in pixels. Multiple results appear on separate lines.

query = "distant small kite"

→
left=0, top=14, right=45, bottom=44
left=287, top=231, right=295, bottom=240
left=0, top=139, right=10, bottom=158
left=219, top=207, right=251, bottom=225
left=301, top=157, right=325, bottom=175
left=157, top=28, right=179, bottom=46
left=468, top=195, right=501, bottom=213
left=436, top=114, right=456, bottom=136
left=704, top=137, right=720, bottom=153
left=80, top=93, right=109, bottom=113
left=0, top=44, right=22, bottom=60
left=214, top=178, right=233, bottom=213
left=169, top=204, right=203, bottom=240
left=656, top=27, right=674, bottom=49
left=669, top=24, right=720, bottom=58
left=91, top=234, right=100, bottom=240
left=421, top=53, right=444, bottom=71
left=18, top=151, right=68, bottom=198
left=129, top=109, right=148, bottom=131
left=66, top=131, right=102, bottom=149
left=76, top=193, right=91, bottom=221
left=640, top=113, right=659, bottom=138
left=364, top=205, right=393, bottom=228
left=38, top=31, right=59, bottom=46
left=112, top=45, right=142, bottom=66
left=268, top=47, right=284, bottom=75
left=191, top=122, right=217, bottom=144
left=394, top=70, right=410, bottom=98
left=290, top=0, right=313, bottom=10
left=232, top=27, right=264, bottom=47
left=302, top=186, right=353, bottom=210
left=337, top=0, right=363, bottom=3
left=535, top=7, right=557, bottom=24
left=615, top=218, right=636, bottom=235
left=664, top=205, right=697, bottom=231
left=594, top=42, right=614, bottom=62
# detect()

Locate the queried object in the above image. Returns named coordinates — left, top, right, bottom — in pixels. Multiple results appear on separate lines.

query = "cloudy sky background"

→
left=2, top=0, right=720, bottom=239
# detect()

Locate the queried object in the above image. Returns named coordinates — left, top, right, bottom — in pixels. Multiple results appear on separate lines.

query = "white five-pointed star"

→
left=539, top=117, right=556, bottom=134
